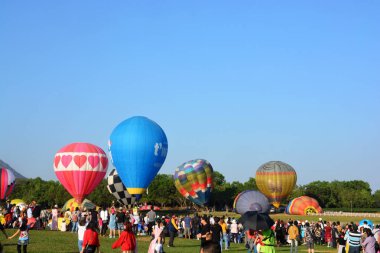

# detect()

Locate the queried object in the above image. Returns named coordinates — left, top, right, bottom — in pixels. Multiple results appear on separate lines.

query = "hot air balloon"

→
left=62, top=198, right=96, bottom=212
left=0, top=168, right=15, bottom=201
left=173, top=159, right=213, bottom=206
left=107, top=169, right=137, bottom=207
left=54, top=142, right=108, bottom=203
left=233, top=190, right=270, bottom=214
left=255, top=161, right=297, bottom=208
left=286, top=196, right=322, bottom=215
left=109, top=116, right=168, bottom=195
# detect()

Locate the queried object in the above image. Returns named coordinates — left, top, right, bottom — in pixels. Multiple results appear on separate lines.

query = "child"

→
left=9, top=218, right=29, bottom=253
left=112, top=222, right=136, bottom=253
left=78, top=218, right=87, bottom=253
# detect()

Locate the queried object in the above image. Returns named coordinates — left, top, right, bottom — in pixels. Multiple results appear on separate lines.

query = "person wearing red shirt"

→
left=112, top=222, right=136, bottom=253
left=81, top=221, right=100, bottom=253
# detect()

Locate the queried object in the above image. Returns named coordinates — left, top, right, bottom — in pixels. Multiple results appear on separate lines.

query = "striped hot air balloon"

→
left=54, top=142, right=108, bottom=203
left=0, top=168, right=15, bottom=200
left=173, top=159, right=213, bottom=206
left=256, top=161, right=297, bottom=208
left=286, top=196, right=323, bottom=215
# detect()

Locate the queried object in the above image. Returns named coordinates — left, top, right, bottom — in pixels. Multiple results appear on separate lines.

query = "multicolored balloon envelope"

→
left=109, top=116, right=168, bottom=195
left=233, top=190, right=270, bottom=214
left=0, top=168, right=15, bottom=200
left=286, top=196, right=323, bottom=215
left=107, top=169, right=137, bottom=207
left=173, top=159, right=213, bottom=206
left=62, top=198, right=96, bottom=212
left=54, top=143, right=108, bottom=203
left=256, top=161, right=297, bottom=208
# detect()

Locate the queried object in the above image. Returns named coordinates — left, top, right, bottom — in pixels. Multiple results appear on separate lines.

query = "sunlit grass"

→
left=1, top=229, right=339, bottom=253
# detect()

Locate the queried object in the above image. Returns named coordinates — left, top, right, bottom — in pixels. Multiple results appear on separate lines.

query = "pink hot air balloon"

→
left=0, top=168, right=15, bottom=200
left=54, top=143, right=108, bottom=203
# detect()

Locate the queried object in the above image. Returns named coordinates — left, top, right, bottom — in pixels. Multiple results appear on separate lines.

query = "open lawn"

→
left=1, top=229, right=339, bottom=253
left=1, top=213, right=377, bottom=253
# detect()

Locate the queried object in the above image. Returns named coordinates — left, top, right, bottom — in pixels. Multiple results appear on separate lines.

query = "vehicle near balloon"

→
left=173, top=159, right=213, bottom=206
left=255, top=161, right=297, bottom=208
left=0, top=167, right=15, bottom=201
left=107, top=169, right=137, bottom=207
left=286, top=196, right=323, bottom=215
left=233, top=190, right=270, bottom=214
left=109, top=116, right=168, bottom=196
left=53, top=142, right=108, bottom=203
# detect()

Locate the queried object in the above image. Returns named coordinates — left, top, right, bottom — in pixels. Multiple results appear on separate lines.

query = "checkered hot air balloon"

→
left=107, top=169, right=137, bottom=207
left=0, top=168, right=15, bottom=201
left=173, top=159, right=214, bottom=206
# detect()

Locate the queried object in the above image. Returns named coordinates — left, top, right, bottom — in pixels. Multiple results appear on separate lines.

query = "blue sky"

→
left=1, top=1, right=379, bottom=192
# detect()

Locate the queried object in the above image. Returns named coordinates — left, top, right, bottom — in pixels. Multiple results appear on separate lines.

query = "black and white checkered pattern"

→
left=107, top=169, right=136, bottom=207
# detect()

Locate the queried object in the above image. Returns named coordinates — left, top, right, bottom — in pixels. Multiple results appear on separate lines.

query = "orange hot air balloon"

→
left=286, top=196, right=323, bottom=215
left=255, top=161, right=297, bottom=208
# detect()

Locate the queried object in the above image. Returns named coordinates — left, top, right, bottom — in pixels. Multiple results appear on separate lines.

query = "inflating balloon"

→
left=256, top=161, right=297, bottom=208
left=0, top=168, right=15, bottom=201
left=107, top=169, right=137, bottom=207
left=286, top=196, right=322, bottom=215
left=54, top=143, right=108, bottom=203
left=109, top=116, right=168, bottom=195
left=233, top=190, right=270, bottom=214
left=173, top=159, right=213, bottom=206
left=62, top=198, right=96, bottom=212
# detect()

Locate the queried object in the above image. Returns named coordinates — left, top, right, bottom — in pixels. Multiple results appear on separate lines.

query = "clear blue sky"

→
left=1, top=1, right=379, bottom=192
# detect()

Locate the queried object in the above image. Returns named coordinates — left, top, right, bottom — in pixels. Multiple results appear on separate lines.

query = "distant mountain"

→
left=0, top=159, right=27, bottom=179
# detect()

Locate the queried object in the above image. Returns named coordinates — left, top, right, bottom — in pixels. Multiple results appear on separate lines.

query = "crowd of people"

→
left=0, top=200, right=379, bottom=253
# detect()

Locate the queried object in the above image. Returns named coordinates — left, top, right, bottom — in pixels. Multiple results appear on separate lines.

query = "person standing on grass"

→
left=8, top=218, right=29, bottom=253
left=148, top=218, right=165, bottom=253
left=51, top=204, right=59, bottom=231
left=109, top=209, right=117, bottom=238
left=362, top=228, right=376, bottom=253
left=288, top=220, right=299, bottom=253
left=81, top=221, right=100, bottom=253
left=304, top=222, right=315, bottom=253
left=344, top=225, right=361, bottom=253
left=100, top=206, right=109, bottom=237
left=167, top=215, right=179, bottom=247
left=183, top=214, right=192, bottom=239
left=219, top=218, right=229, bottom=250
left=147, top=207, right=157, bottom=236
left=112, top=222, right=136, bottom=253
left=77, top=218, right=87, bottom=253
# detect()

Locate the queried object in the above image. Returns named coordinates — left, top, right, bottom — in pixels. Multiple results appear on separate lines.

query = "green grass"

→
left=0, top=229, right=341, bottom=253
left=1, top=213, right=377, bottom=253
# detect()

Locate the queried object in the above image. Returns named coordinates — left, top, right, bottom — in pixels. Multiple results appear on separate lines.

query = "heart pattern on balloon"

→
left=61, top=155, right=72, bottom=168
left=54, top=156, right=61, bottom=168
left=74, top=155, right=87, bottom=168
left=101, top=156, right=108, bottom=169
left=88, top=156, right=100, bottom=168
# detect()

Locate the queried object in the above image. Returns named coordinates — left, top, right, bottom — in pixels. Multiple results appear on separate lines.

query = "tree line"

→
left=8, top=172, right=380, bottom=210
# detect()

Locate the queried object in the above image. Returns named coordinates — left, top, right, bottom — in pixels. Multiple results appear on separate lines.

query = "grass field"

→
left=1, top=213, right=377, bottom=253
left=1, top=229, right=339, bottom=253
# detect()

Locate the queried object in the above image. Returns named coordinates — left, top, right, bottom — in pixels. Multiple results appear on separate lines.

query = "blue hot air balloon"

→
left=109, top=116, right=168, bottom=195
